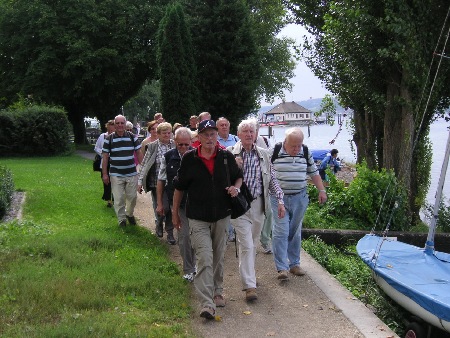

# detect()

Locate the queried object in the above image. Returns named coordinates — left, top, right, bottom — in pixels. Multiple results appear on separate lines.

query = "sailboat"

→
left=357, top=9, right=450, bottom=338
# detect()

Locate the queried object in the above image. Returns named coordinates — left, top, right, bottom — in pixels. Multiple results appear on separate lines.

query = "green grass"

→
left=0, top=155, right=194, bottom=337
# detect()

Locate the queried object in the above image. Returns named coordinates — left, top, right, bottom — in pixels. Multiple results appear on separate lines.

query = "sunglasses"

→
left=177, top=143, right=190, bottom=147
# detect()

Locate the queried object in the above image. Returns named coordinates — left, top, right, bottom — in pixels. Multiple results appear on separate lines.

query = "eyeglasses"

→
left=177, top=143, right=190, bottom=147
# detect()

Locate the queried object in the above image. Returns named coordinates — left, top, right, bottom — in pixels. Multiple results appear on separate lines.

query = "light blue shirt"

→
left=218, top=134, right=239, bottom=148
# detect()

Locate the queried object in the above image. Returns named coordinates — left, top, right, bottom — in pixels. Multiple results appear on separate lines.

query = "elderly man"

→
left=217, top=117, right=239, bottom=148
left=102, top=114, right=143, bottom=227
left=227, top=118, right=284, bottom=302
left=156, top=127, right=196, bottom=282
left=172, top=119, right=243, bottom=320
left=137, top=122, right=176, bottom=244
left=271, top=127, right=327, bottom=280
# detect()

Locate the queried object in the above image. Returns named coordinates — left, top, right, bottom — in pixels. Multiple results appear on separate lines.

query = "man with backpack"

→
left=270, top=127, right=327, bottom=280
left=102, top=114, right=143, bottom=227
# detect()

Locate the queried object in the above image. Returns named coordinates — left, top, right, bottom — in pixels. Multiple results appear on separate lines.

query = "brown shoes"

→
left=245, top=288, right=257, bottom=301
left=214, top=294, right=225, bottom=307
left=289, top=266, right=306, bottom=276
left=277, top=270, right=289, bottom=280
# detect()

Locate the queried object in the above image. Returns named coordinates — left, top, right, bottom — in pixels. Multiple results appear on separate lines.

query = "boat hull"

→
left=357, top=234, right=450, bottom=333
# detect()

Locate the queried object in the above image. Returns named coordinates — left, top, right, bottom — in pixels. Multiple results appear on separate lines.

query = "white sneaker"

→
left=261, top=243, right=272, bottom=254
left=182, top=272, right=195, bottom=283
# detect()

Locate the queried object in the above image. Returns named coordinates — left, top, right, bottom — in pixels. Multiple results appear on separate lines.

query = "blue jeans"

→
left=270, top=189, right=309, bottom=272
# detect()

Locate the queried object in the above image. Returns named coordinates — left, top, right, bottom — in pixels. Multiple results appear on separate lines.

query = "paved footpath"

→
left=77, top=151, right=397, bottom=338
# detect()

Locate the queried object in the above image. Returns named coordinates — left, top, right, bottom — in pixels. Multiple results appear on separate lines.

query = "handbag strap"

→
left=223, top=151, right=231, bottom=187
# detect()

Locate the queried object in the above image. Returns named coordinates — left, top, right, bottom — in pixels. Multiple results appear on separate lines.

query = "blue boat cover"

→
left=310, top=149, right=330, bottom=162
left=357, top=234, right=450, bottom=323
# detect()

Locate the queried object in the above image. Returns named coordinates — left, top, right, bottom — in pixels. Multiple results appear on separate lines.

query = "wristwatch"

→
left=235, top=187, right=240, bottom=193
left=278, top=199, right=284, bottom=205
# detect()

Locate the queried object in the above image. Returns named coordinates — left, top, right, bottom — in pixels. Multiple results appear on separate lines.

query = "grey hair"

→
left=237, top=118, right=257, bottom=133
left=114, top=114, right=126, bottom=122
left=285, top=127, right=304, bottom=140
left=174, top=127, right=192, bottom=139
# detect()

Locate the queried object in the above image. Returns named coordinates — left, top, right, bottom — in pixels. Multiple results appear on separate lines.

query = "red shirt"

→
left=197, top=146, right=218, bottom=175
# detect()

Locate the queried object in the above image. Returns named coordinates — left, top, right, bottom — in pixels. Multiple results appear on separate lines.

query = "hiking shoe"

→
left=182, top=272, right=195, bottom=283
left=227, top=233, right=235, bottom=243
left=126, top=216, right=136, bottom=225
left=200, top=307, right=215, bottom=320
left=245, top=288, right=258, bottom=302
left=156, top=225, right=163, bottom=238
left=214, top=294, right=225, bottom=307
left=261, top=243, right=272, bottom=254
left=290, top=266, right=306, bottom=276
left=167, top=232, right=176, bottom=245
left=119, top=220, right=127, bottom=227
left=277, top=270, right=289, bottom=280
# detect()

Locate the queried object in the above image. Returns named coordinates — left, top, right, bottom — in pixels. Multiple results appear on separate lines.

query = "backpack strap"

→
left=271, top=142, right=283, bottom=163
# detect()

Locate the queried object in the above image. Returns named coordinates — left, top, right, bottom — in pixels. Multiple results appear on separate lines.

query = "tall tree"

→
left=186, top=0, right=263, bottom=129
left=287, top=0, right=450, bottom=222
left=0, top=0, right=169, bottom=143
left=157, top=2, right=199, bottom=125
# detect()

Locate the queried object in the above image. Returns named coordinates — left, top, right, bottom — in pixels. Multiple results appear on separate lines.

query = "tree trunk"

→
left=67, top=108, right=87, bottom=145
left=383, top=69, right=415, bottom=219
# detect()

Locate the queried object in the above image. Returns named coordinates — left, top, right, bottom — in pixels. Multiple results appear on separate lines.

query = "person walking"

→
left=156, top=127, right=196, bottom=281
left=137, top=122, right=176, bottom=244
left=102, top=115, right=143, bottom=227
left=95, top=119, right=115, bottom=208
left=227, top=118, right=284, bottom=302
left=172, top=119, right=243, bottom=320
left=270, top=127, right=327, bottom=280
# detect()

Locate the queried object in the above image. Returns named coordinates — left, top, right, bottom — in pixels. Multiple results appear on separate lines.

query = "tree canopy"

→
left=0, top=0, right=170, bottom=142
left=287, top=0, right=450, bottom=222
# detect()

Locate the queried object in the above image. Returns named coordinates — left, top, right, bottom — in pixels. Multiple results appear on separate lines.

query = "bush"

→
left=0, top=166, right=14, bottom=219
left=0, top=104, right=73, bottom=156
left=306, top=162, right=411, bottom=231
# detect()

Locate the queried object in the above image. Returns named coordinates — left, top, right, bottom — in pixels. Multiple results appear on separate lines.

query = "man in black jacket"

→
left=172, top=120, right=243, bottom=320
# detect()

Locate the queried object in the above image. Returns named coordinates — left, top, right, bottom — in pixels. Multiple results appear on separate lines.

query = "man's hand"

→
left=277, top=204, right=285, bottom=219
left=156, top=203, right=164, bottom=216
left=318, top=191, right=327, bottom=204
left=102, top=174, right=109, bottom=185
left=172, top=210, right=181, bottom=230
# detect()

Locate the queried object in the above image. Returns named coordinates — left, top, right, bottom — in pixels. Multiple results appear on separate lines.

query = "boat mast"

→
left=425, top=129, right=450, bottom=253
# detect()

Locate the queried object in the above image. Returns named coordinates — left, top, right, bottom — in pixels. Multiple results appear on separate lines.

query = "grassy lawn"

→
left=0, top=155, right=194, bottom=337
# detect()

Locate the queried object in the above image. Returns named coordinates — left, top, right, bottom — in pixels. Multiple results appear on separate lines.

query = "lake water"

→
left=259, top=118, right=450, bottom=206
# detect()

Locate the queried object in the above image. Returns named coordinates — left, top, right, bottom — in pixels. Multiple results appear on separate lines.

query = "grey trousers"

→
left=178, top=207, right=196, bottom=274
left=188, top=216, right=229, bottom=310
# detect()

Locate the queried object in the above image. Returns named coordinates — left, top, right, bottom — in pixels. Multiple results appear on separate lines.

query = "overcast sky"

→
left=260, top=24, right=330, bottom=106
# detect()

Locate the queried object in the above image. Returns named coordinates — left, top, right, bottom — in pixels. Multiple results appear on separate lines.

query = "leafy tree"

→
left=287, top=0, right=450, bottom=222
left=123, top=80, right=161, bottom=128
left=317, top=94, right=337, bottom=125
left=157, top=2, right=199, bottom=125
left=186, top=0, right=263, bottom=129
left=0, top=0, right=169, bottom=143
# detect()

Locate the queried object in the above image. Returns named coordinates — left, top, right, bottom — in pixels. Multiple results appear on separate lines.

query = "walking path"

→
left=78, top=151, right=397, bottom=337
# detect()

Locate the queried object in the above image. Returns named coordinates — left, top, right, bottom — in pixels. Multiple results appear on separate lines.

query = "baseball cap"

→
left=198, top=120, right=218, bottom=133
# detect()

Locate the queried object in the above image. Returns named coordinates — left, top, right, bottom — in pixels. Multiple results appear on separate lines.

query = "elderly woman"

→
left=94, top=120, right=115, bottom=208
left=137, top=122, right=176, bottom=244
left=141, top=120, right=159, bottom=156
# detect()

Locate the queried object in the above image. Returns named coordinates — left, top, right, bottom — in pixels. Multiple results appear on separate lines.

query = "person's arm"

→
left=268, top=162, right=285, bottom=219
left=102, top=152, right=109, bottom=185
left=156, top=180, right=165, bottom=215
left=94, top=134, right=104, bottom=155
left=311, top=175, right=327, bottom=204
left=172, top=189, right=184, bottom=229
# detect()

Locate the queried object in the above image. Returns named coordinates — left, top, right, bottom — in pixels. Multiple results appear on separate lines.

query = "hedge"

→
left=0, top=166, right=14, bottom=219
left=0, top=105, right=73, bottom=156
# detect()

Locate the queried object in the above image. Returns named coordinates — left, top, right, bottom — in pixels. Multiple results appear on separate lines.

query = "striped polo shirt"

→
left=272, top=146, right=318, bottom=194
left=102, top=132, right=141, bottom=177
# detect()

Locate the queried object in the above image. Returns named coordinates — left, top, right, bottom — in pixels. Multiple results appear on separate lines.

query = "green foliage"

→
left=0, top=166, right=14, bottom=219
left=0, top=104, right=73, bottom=156
left=302, top=236, right=408, bottom=335
left=123, top=80, right=161, bottom=124
left=423, top=197, right=450, bottom=233
left=317, top=94, right=337, bottom=125
left=305, top=162, right=410, bottom=231
left=0, top=155, right=193, bottom=336
left=157, top=2, right=199, bottom=124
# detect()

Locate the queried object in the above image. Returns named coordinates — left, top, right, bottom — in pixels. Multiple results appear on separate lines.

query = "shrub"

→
left=306, top=162, right=410, bottom=231
left=0, top=104, right=73, bottom=156
left=0, top=166, right=14, bottom=219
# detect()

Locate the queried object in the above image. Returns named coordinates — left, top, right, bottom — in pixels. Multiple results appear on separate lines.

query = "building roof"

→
left=265, top=101, right=312, bottom=115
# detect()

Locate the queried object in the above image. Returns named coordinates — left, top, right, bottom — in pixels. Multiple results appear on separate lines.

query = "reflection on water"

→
left=259, top=119, right=450, bottom=206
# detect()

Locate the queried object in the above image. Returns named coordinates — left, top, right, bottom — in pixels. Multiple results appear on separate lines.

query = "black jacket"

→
left=173, top=147, right=243, bottom=222
left=164, top=147, right=189, bottom=207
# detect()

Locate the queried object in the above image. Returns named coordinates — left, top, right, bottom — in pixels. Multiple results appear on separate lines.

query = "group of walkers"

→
left=95, top=112, right=328, bottom=320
